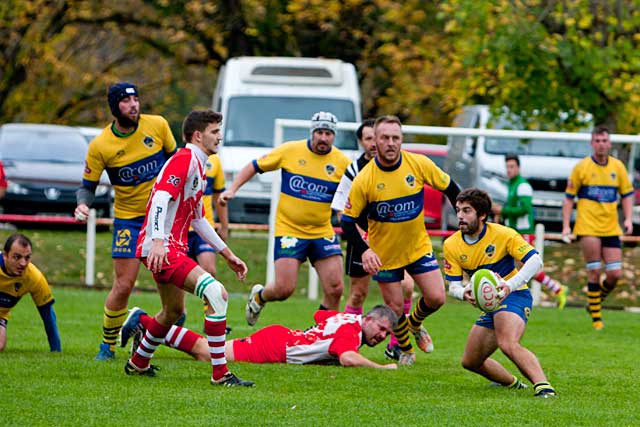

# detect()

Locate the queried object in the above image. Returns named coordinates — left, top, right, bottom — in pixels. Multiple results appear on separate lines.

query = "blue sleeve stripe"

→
left=621, top=191, right=634, bottom=198
left=520, top=248, right=538, bottom=263
left=445, top=274, right=462, bottom=281
left=252, top=159, right=263, bottom=174
left=341, top=215, right=357, bottom=223
left=565, top=192, right=575, bottom=199
left=82, top=179, right=98, bottom=191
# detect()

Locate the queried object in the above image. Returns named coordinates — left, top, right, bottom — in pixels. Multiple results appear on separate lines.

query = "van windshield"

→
left=485, top=138, right=591, bottom=158
left=224, top=96, right=358, bottom=150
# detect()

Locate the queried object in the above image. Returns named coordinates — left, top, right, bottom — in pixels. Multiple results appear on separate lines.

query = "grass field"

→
left=1, top=288, right=639, bottom=426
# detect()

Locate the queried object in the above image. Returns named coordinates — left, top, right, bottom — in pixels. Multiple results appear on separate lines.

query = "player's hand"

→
left=495, top=273, right=511, bottom=301
left=624, top=219, right=633, bottom=235
left=561, top=226, right=572, bottom=243
left=362, top=249, right=381, bottom=275
left=462, top=284, right=476, bottom=306
left=382, top=363, right=398, bottom=370
left=147, top=239, right=168, bottom=273
left=223, top=251, right=248, bottom=281
left=219, top=190, right=234, bottom=207
left=217, top=225, right=229, bottom=242
left=74, top=204, right=90, bottom=223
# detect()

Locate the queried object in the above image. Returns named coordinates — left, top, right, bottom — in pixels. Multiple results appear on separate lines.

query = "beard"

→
left=117, top=113, right=139, bottom=129
left=460, top=218, right=480, bottom=235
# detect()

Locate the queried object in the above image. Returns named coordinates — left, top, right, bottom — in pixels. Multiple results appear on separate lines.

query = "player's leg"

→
left=314, top=255, right=344, bottom=310
left=96, top=218, right=143, bottom=361
left=184, top=264, right=254, bottom=386
left=344, top=241, right=370, bottom=315
left=0, top=319, right=7, bottom=352
left=127, top=281, right=184, bottom=375
left=406, top=258, right=445, bottom=353
left=386, top=272, right=414, bottom=359
left=493, top=310, right=556, bottom=397
left=600, top=237, right=623, bottom=302
left=309, top=235, right=344, bottom=310
left=581, top=236, right=604, bottom=329
left=377, top=276, right=415, bottom=364
left=96, top=257, right=140, bottom=360
left=533, top=271, right=567, bottom=309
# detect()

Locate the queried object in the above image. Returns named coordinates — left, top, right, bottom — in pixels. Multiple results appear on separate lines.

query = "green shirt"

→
left=502, top=174, right=534, bottom=234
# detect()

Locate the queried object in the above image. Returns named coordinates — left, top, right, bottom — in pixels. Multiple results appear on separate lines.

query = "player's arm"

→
left=338, top=350, right=397, bottom=369
left=621, top=194, right=633, bottom=235
left=561, top=196, right=575, bottom=239
left=0, top=319, right=7, bottom=352
left=36, top=300, right=61, bottom=352
left=219, top=162, right=258, bottom=206
left=501, top=192, right=532, bottom=217
left=212, top=192, right=229, bottom=241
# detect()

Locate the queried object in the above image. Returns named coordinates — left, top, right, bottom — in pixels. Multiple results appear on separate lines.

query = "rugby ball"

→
left=470, top=269, right=503, bottom=313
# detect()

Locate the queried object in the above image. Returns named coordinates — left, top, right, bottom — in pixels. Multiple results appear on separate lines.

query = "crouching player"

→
left=120, top=304, right=398, bottom=369
left=443, top=188, right=556, bottom=398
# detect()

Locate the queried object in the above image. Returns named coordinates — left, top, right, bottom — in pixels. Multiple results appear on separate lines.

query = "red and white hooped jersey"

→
left=137, top=143, right=208, bottom=257
left=285, top=310, right=363, bottom=364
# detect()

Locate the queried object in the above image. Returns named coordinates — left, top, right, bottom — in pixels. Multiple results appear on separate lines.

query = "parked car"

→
left=76, top=126, right=103, bottom=144
left=0, top=123, right=112, bottom=217
left=403, top=143, right=448, bottom=230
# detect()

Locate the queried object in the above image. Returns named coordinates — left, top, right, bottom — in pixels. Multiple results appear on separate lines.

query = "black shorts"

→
left=579, top=235, right=622, bottom=249
left=345, top=241, right=368, bottom=278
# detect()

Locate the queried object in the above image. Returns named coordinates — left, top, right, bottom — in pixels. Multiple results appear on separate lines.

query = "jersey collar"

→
left=591, top=155, right=609, bottom=166
left=462, top=223, right=487, bottom=245
left=110, top=121, right=138, bottom=138
left=186, top=143, right=209, bottom=168
left=375, top=152, right=402, bottom=172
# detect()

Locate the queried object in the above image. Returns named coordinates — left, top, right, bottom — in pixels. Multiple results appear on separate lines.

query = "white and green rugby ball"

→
left=470, top=269, right=503, bottom=312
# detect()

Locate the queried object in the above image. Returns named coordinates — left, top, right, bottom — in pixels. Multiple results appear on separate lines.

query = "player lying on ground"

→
left=120, top=304, right=399, bottom=369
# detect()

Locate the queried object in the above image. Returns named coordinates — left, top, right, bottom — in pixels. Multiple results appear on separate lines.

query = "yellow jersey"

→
left=343, top=151, right=450, bottom=270
left=0, top=258, right=53, bottom=322
left=565, top=156, right=633, bottom=236
left=443, top=222, right=536, bottom=289
left=202, top=154, right=225, bottom=225
left=255, top=139, right=351, bottom=239
left=82, top=114, right=177, bottom=219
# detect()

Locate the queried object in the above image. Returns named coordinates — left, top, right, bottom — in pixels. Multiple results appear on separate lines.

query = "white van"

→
left=445, top=105, right=592, bottom=230
left=212, top=56, right=362, bottom=224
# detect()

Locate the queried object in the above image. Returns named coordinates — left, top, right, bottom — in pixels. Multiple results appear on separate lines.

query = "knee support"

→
left=194, top=273, right=227, bottom=316
left=605, top=261, right=622, bottom=272
left=586, top=260, right=602, bottom=271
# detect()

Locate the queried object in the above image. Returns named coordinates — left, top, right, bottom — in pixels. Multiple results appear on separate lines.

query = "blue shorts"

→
left=475, top=289, right=532, bottom=329
left=374, top=253, right=440, bottom=283
left=187, top=231, right=215, bottom=260
left=274, top=235, right=342, bottom=264
left=112, top=217, right=144, bottom=258
left=578, top=235, right=622, bottom=249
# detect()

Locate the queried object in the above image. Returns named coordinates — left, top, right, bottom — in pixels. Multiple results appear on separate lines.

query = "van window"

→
left=485, top=138, right=591, bottom=158
left=224, top=96, right=358, bottom=150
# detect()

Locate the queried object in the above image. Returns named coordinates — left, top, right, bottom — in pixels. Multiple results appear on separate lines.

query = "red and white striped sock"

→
left=534, top=271, right=561, bottom=294
left=130, top=317, right=171, bottom=369
left=204, top=314, right=228, bottom=381
left=164, top=325, right=202, bottom=354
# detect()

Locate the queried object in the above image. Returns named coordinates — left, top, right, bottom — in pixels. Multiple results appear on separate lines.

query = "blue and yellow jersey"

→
left=82, top=114, right=177, bottom=219
left=202, top=154, right=225, bottom=225
left=0, top=257, right=53, bottom=322
left=565, top=156, right=633, bottom=236
left=254, top=139, right=351, bottom=238
left=343, top=151, right=450, bottom=270
left=443, top=223, right=537, bottom=290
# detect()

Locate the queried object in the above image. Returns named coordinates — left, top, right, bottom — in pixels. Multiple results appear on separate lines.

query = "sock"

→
left=534, top=272, right=562, bottom=294
left=102, top=306, right=128, bottom=349
left=403, top=298, right=412, bottom=316
left=318, top=304, right=328, bottom=311
left=164, top=325, right=202, bottom=354
left=507, top=376, right=524, bottom=389
left=408, top=297, right=437, bottom=329
left=587, top=282, right=602, bottom=323
left=130, top=317, right=171, bottom=369
left=393, top=314, right=413, bottom=353
left=140, top=313, right=152, bottom=328
left=600, top=279, right=616, bottom=301
left=205, top=314, right=229, bottom=381
left=344, top=305, right=363, bottom=315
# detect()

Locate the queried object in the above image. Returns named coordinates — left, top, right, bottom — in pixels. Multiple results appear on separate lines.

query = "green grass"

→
left=1, top=288, right=639, bottom=426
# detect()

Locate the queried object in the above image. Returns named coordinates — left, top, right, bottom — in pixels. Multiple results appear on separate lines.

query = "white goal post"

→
left=267, top=118, right=640, bottom=305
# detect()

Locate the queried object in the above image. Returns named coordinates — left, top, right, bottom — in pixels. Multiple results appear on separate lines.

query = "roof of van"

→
left=218, top=56, right=359, bottom=96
